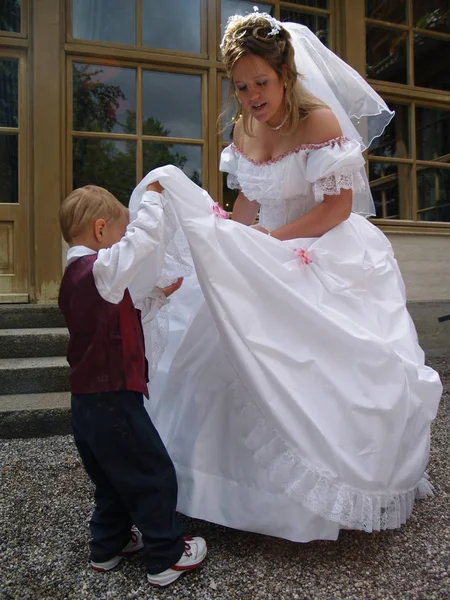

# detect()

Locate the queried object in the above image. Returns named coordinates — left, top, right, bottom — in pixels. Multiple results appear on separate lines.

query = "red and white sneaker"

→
left=89, top=526, right=144, bottom=572
left=147, top=536, right=207, bottom=587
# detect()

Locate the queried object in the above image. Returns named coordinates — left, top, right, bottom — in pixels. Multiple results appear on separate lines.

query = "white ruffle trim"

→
left=226, top=155, right=290, bottom=206
left=234, top=394, right=433, bottom=533
left=227, top=173, right=240, bottom=191
left=147, top=304, right=169, bottom=379
left=149, top=206, right=193, bottom=381
left=313, top=168, right=366, bottom=202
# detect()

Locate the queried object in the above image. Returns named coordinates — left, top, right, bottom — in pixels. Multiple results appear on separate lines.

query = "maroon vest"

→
left=58, top=254, right=149, bottom=398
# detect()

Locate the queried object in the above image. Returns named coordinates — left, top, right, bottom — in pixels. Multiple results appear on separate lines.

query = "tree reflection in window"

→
left=0, top=0, right=20, bottom=33
left=72, top=63, right=198, bottom=205
left=73, top=64, right=134, bottom=134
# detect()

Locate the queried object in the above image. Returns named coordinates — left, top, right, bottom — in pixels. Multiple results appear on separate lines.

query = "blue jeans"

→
left=71, top=390, right=184, bottom=574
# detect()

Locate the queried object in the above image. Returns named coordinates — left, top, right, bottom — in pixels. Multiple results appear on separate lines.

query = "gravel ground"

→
left=1, top=359, right=449, bottom=600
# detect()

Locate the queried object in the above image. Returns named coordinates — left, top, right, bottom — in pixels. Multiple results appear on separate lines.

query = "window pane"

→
left=143, top=71, right=202, bottom=139
left=417, top=167, right=450, bottom=221
left=0, top=59, right=18, bottom=127
left=221, top=78, right=237, bottom=142
left=222, top=173, right=239, bottom=213
left=280, top=10, right=329, bottom=46
left=73, top=138, right=136, bottom=206
left=0, top=135, right=18, bottom=203
left=369, top=102, right=410, bottom=158
left=0, top=0, right=20, bottom=33
left=413, top=1, right=450, bottom=34
left=142, top=0, right=201, bottom=53
left=73, top=64, right=136, bottom=134
left=414, top=35, right=450, bottom=91
left=369, top=162, right=411, bottom=219
left=281, top=0, right=328, bottom=8
left=221, top=1, right=274, bottom=37
left=416, top=107, right=450, bottom=161
left=365, top=0, right=408, bottom=24
left=72, top=0, right=135, bottom=45
left=143, top=143, right=202, bottom=186
left=366, top=27, right=408, bottom=83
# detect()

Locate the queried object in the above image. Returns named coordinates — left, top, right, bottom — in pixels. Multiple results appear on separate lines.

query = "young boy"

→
left=58, top=183, right=207, bottom=587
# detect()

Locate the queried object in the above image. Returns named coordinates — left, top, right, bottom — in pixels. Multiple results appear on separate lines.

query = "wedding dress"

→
left=127, top=136, right=442, bottom=542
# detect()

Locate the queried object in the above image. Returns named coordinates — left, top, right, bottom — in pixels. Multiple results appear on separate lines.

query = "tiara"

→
left=251, top=6, right=281, bottom=36
left=220, top=6, right=281, bottom=51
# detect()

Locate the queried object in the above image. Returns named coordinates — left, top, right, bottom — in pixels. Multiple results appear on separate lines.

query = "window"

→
left=0, top=1, right=21, bottom=35
left=70, top=61, right=205, bottom=205
left=280, top=1, right=331, bottom=47
left=366, top=0, right=450, bottom=223
left=71, top=0, right=203, bottom=54
left=0, top=58, right=19, bottom=203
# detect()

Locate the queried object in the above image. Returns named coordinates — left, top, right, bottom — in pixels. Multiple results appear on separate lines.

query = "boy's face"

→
left=97, top=213, right=129, bottom=249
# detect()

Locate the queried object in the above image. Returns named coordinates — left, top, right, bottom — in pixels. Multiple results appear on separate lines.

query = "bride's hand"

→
left=159, top=277, right=183, bottom=298
left=146, top=181, right=164, bottom=193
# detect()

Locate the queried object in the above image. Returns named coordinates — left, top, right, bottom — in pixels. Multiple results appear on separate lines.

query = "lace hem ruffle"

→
left=313, top=168, right=366, bottom=202
left=233, top=391, right=432, bottom=533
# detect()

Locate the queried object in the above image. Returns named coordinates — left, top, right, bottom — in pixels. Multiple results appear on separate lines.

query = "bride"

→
left=129, top=11, right=442, bottom=542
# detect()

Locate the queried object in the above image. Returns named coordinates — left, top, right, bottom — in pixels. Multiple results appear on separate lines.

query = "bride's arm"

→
left=232, top=191, right=260, bottom=225
left=269, top=189, right=352, bottom=240
left=229, top=118, right=260, bottom=225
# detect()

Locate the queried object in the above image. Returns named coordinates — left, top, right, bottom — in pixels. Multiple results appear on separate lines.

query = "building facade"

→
left=0, top=0, right=449, bottom=304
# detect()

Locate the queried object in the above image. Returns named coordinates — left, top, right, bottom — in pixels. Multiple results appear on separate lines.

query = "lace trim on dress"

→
left=227, top=173, right=241, bottom=190
left=313, top=168, right=366, bottom=202
left=231, top=136, right=348, bottom=167
left=232, top=390, right=433, bottom=533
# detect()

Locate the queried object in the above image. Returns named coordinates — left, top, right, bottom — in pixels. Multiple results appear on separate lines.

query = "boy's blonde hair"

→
left=59, top=185, right=128, bottom=243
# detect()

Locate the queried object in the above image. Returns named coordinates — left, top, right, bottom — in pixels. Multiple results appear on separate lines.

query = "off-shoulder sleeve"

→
left=219, top=145, right=240, bottom=190
left=305, top=137, right=366, bottom=202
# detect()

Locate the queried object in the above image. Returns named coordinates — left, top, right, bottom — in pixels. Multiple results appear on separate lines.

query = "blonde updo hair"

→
left=221, top=13, right=327, bottom=136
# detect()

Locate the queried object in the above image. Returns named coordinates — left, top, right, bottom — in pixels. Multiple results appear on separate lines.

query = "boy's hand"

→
left=251, top=225, right=270, bottom=235
left=146, top=181, right=164, bottom=193
left=159, top=277, right=183, bottom=298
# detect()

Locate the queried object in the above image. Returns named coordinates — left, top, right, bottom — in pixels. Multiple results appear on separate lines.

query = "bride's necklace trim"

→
left=264, top=113, right=289, bottom=131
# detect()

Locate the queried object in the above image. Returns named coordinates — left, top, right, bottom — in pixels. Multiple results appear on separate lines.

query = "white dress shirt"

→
left=66, top=191, right=168, bottom=321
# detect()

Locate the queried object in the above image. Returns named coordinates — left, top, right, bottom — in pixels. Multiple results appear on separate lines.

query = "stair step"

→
left=0, top=305, right=65, bottom=329
left=0, top=392, right=71, bottom=438
left=0, top=356, right=70, bottom=395
left=0, top=328, right=69, bottom=359
left=0, top=391, right=71, bottom=412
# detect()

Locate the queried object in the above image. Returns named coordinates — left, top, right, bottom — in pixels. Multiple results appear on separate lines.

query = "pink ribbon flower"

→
left=212, top=202, right=229, bottom=219
left=294, top=248, right=312, bottom=264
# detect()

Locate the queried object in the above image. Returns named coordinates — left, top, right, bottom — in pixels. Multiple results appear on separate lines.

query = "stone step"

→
left=0, top=392, right=71, bottom=438
left=0, top=328, right=69, bottom=359
left=0, top=305, right=65, bottom=329
left=0, top=356, right=70, bottom=395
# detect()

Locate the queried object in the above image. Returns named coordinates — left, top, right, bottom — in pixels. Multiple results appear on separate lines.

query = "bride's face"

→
left=232, top=53, right=286, bottom=127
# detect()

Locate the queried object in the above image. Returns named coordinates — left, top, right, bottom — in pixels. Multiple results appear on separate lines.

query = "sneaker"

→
left=147, top=536, right=207, bottom=587
left=89, top=526, right=144, bottom=572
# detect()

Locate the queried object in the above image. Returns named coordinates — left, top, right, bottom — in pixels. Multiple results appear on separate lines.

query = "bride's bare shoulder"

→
left=301, top=108, right=343, bottom=145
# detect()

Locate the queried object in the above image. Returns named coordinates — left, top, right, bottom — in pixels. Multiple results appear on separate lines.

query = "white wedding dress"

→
left=129, top=136, right=442, bottom=542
